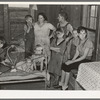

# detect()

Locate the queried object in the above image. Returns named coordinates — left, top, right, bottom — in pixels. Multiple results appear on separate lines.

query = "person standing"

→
left=34, top=12, right=56, bottom=62
left=57, top=11, right=73, bottom=62
left=48, top=28, right=68, bottom=87
left=24, top=15, right=35, bottom=58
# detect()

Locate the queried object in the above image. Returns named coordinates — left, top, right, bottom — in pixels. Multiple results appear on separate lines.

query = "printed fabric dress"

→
left=34, top=22, right=55, bottom=59
left=57, top=22, right=73, bottom=62
left=48, top=38, right=67, bottom=76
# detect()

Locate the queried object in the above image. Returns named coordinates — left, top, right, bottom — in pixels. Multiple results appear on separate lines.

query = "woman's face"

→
left=57, top=14, right=63, bottom=22
left=73, top=30, right=78, bottom=38
left=79, top=30, right=87, bottom=40
left=38, top=15, right=45, bottom=23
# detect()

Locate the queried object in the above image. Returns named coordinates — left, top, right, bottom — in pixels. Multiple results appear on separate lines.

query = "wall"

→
left=0, top=5, right=82, bottom=42
left=34, top=5, right=60, bottom=27
left=70, top=5, right=82, bottom=28
left=34, top=5, right=82, bottom=28
left=0, top=5, right=4, bottom=36
left=9, top=7, right=29, bottom=41
left=0, top=5, right=29, bottom=42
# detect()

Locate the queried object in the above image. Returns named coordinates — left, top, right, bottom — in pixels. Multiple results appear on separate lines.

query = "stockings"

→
left=50, top=73, right=59, bottom=86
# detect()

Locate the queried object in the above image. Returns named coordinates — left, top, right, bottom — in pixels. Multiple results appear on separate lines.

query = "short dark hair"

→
left=25, top=15, right=32, bottom=19
left=59, top=11, right=68, bottom=20
left=77, top=26, right=87, bottom=33
left=37, top=12, right=48, bottom=21
left=77, top=26, right=88, bottom=38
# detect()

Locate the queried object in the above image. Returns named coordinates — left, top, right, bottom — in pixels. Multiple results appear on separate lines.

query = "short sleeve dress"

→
left=57, top=23, right=73, bottom=62
left=34, top=22, right=55, bottom=57
left=78, top=38, right=94, bottom=60
left=48, top=38, right=67, bottom=76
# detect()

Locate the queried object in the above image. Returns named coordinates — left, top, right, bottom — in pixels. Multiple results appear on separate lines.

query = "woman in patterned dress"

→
left=34, top=12, right=56, bottom=62
left=57, top=11, right=73, bottom=62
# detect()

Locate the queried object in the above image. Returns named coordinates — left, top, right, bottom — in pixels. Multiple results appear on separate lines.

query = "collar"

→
left=56, top=38, right=65, bottom=46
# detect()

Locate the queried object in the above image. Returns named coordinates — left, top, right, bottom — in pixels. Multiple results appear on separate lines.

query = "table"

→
left=76, top=62, right=100, bottom=90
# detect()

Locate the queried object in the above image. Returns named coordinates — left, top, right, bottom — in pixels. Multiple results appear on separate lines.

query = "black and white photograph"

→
left=0, top=1, right=100, bottom=94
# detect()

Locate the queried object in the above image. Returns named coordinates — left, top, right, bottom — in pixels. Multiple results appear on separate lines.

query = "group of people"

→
left=24, top=11, right=94, bottom=90
left=0, top=11, right=94, bottom=90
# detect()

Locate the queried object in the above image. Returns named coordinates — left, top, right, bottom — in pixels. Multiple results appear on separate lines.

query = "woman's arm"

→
left=73, top=47, right=90, bottom=63
left=48, top=23, right=56, bottom=39
left=65, top=47, right=90, bottom=65
left=50, top=47, right=60, bottom=52
left=24, top=25, right=27, bottom=35
left=72, top=47, right=79, bottom=60
left=49, top=30, right=56, bottom=39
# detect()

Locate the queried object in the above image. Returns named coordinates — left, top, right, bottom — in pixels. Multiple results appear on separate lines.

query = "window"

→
left=82, top=5, right=98, bottom=30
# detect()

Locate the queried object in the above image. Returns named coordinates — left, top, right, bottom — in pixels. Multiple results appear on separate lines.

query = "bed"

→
left=0, top=69, right=47, bottom=90
left=0, top=45, right=48, bottom=90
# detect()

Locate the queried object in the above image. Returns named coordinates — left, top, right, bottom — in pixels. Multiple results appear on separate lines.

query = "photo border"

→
left=0, top=0, right=100, bottom=99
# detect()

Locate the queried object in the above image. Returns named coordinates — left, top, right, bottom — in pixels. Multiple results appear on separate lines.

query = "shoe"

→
left=62, top=85, right=68, bottom=90
left=52, top=80, right=58, bottom=87
left=61, top=87, right=68, bottom=90
left=53, top=81, right=63, bottom=89
left=46, top=80, right=51, bottom=88
left=53, top=85, right=62, bottom=89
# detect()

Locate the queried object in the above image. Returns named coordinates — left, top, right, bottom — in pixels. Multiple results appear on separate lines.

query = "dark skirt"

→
left=61, top=59, right=91, bottom=72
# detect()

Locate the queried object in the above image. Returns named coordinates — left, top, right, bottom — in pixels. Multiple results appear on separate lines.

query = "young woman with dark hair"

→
left=59, top=26, right=94, bottom=90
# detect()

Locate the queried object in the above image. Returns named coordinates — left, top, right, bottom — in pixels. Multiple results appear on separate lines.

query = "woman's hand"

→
left=65, top=60, right=74, bottom=65
left=27, top=21, right=32, bottom=28
left=50, top=47, right=60, bottom=52
left=55, top=48, right=60, bottom=52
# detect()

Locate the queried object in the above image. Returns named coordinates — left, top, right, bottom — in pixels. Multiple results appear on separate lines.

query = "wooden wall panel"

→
left=70, top=5, right=82, bottom=28
left=10, top=23, right=24, bottom=40
left=9, top=7, right=29, bottom=41
left=0, top=5, right=82, bottom=42
left=35, top=5, right=82, bottom=28
left=9, top=10, right=28, bottom=20
left=48, top=5, right=60, bottom=27
left=0, top=5, right=4, bottom=36
left=4, top=5, right=10, bottom=43
left=34, top=5, right=61, bottom=27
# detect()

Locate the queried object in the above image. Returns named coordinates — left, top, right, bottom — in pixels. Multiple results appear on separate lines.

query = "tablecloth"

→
left=76, top=62, right=100, bottom=90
